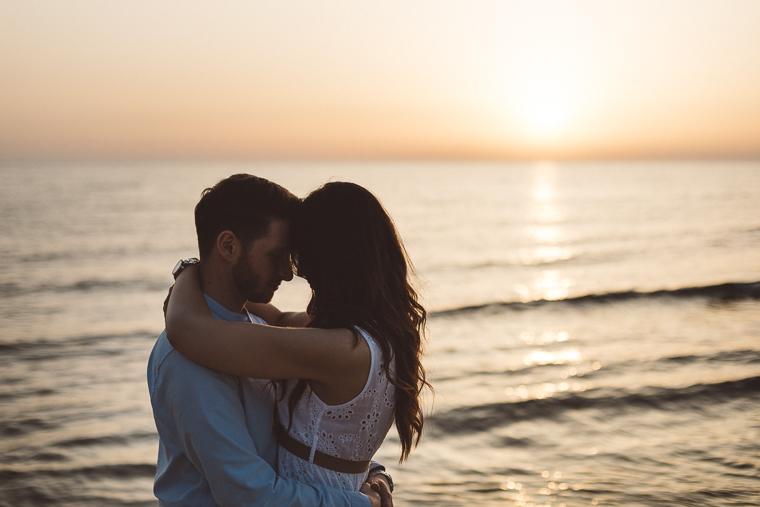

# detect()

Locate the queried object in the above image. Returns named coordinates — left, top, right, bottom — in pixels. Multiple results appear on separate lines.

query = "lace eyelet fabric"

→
left=275, top=328, right=396, bottom=490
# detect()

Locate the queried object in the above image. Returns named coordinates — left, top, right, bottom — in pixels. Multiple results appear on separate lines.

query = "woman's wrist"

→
left=368, top=468, right=394, bottom=493
left=172, top=258, right=199, bottom=279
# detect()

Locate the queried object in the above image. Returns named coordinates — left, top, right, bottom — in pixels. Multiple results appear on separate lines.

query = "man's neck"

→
left=198, top=262, right=246, bottom=314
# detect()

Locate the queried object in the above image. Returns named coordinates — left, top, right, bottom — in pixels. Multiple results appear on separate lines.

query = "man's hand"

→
left=364, top=473, right=393, bottom=507
left=359, top=482, right=382, bottom=507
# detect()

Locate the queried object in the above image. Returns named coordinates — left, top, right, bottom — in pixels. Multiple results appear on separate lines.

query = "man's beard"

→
left=232, top=258, right=272, bottom=304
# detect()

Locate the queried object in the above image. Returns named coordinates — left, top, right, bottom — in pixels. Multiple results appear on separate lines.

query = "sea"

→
left=1, top=161, right=759, bottom=506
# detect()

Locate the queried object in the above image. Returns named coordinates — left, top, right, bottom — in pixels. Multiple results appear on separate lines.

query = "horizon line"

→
left=2, top=153, right=760, bottom=166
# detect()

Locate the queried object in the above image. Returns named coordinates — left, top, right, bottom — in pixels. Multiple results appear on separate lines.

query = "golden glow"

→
left=516, top=87, right=570, bottom=135
left=511, top=73, right=580, bottom=140
left=1, top=1, right=760, bottom=159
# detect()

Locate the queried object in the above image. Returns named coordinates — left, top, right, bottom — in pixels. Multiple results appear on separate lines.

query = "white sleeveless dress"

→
left=275, top=327, right=395, bottom=491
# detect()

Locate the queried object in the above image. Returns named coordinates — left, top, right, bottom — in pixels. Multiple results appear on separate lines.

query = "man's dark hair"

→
left=194, top=174, right=299, bottom=259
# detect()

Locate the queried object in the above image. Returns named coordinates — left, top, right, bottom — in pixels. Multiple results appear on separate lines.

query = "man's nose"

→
left=279, top=256, right=294, bottom=282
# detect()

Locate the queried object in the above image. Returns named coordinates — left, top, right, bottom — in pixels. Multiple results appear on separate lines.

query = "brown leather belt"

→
left=274, top=424, right=371, bottom=474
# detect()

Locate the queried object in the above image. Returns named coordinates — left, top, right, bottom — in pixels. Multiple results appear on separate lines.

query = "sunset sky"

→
left=1, top=0, right=759, bottom=160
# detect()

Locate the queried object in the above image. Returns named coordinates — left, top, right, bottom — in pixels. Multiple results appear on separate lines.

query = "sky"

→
left=1, top=0, right=760, bottom=161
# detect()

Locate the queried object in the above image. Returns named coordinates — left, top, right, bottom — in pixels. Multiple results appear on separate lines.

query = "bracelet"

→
left=369, top=469, right=394, bottom=493
left=172, top=258, right=199, bottom=279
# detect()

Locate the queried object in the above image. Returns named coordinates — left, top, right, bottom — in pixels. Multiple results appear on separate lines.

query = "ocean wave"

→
left=0, top=332, right=157, bottom=363
left=432, top=281, right=760, bottom=316
left=0, top=463, right=157, bottom=507
left=433, top=349, right=760, bottom=385
left=0, top=463, right=156, bottom=481
left=0, top=418, right=59, bottom=437
left=429, top=376, right=760, bottom=435
left=660, top=349, right=760, bottom=366
left=18, top=249, right=130, bottom=263
left=0, top=278, right=170, bottom=298
left=0, top=283, right=22, bottom=298
left=0, top=388, right=56, bottom=402
left=15, top=244, right=186, bottom=264
left=53, top=432, right=157, bottom=449
left=424, top=248, right=582, bottom=272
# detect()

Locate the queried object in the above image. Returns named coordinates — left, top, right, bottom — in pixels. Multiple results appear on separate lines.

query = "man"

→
left=148, top=174, right=393, bottom=506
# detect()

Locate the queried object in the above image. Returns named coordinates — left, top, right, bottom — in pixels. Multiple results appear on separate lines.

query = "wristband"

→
left=369, top=469, right=394, bottom=493
left=172, top=258, right=199, bottom=279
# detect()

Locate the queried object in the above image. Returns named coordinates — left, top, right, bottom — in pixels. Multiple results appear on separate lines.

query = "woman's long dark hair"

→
left=288, top=181, right=430, bottom=462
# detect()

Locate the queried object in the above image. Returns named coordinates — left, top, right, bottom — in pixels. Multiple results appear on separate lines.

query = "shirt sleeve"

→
left=151, top=348, right=370, bottom=507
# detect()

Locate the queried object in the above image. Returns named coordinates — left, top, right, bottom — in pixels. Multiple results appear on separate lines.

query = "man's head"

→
left=194, top=174, right=299, bottom=304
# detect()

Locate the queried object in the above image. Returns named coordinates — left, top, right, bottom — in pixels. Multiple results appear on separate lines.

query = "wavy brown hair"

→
left=288, top=181, right=430, bottom=462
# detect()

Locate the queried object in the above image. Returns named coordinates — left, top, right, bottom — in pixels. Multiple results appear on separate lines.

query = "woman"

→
left=166, top=181, right=429, bottom=491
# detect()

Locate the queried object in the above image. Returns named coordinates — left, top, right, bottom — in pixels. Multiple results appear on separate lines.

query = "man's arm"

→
left=151, top=346, right=371, bottom=507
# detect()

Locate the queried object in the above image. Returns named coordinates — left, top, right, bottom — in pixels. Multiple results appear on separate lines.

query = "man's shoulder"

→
left=147, top=331, right=272, bottom=400
left=149, top=331, right=186, bottom=375
left=245, top=312, right=268, bottom=326
left=148, top=331, right=231, bottom=393
left=148, top=331, right=172, bottom=370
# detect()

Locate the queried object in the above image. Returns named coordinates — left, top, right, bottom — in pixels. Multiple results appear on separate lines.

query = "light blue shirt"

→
left=147, top=295, right=370, bottom=507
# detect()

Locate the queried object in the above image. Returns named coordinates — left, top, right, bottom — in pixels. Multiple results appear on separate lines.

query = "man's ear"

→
left=215, top=230, right=241, bottom=262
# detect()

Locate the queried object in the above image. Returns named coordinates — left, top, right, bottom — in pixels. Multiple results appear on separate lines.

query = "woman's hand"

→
left=364, top=474, right=393, bottom=507
left=244, top=302, right=312, bottom=327
left=359, top=482, right=383, bottom=507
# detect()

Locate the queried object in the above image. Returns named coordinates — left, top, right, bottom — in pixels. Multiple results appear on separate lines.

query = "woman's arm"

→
left=244, top=302, right=312, bottom=328
left=165, top=266, right=369, bottom=396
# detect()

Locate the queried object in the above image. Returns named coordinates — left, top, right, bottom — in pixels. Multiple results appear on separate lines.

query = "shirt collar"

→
left=204, top=294, right=252, bottom=323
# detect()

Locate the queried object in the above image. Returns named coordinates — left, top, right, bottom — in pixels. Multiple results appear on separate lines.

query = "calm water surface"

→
left=1, top=161, right=759, bottom=506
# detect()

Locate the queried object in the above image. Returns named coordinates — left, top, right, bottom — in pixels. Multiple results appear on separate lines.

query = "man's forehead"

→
left=254, top=218, right=290, bottom=248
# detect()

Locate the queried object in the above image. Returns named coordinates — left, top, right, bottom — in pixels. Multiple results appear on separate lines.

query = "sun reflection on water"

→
left=485, top=468, right=587, bottom=507
left=517, top=270, right=574, bottom=301
left=529, top=162, right=566, bottom=225
left=528, top=224, right=563, bottom=243
left=504, top=379, right=590, bottom=400
left=520, top=330, right=570, bottom=345
left=517, top=164, right=578, bottom=302
left=519, top=245, right=578, bottom=266
left=524, top=348, right=582, bottom=366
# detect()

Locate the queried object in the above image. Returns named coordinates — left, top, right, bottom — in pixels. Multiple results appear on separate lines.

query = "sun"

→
left=522, top=94, right=566, bottom=131
left=514, top=84, right=575, bottom=138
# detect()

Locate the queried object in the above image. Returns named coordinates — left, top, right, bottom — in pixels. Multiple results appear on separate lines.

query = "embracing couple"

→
left=148, top=174, right=429, bottom=506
